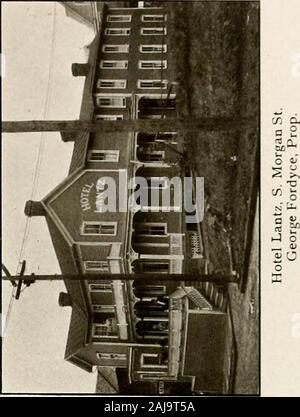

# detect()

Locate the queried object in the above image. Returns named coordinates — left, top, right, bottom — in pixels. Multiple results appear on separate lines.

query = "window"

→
left=144, top=263, right=169, bottom=272
left=97, top=79, right=127, bottom=89
left=139, top=60, right=167, bottom=69
left=135, top=223, right=167, bottom=236
left=139, top=262, right=169, bottom=273
left=140, top=44, right=167, bottom=53
left=145, top=177, right=169, bottom=189
left=141, top=353, right=168, bottom=368
left=140, top=374, right=165, bottom=380
left=140, top=114, right=163, bottom=119
left=88, top=150, right=120, bottom=162
left=97, top=352, right=126, bottom=360
left=95, top=115, right=124, bottom=121
left=139, top=1, right=163, bottom=7
left=89, top=283, right=111, bottom=292
left=141, top=27, right=167, bottom=36
left=85, top=262, right=109, bottom=273
left=138, top=150, right=165, bottom=162
left=156, top=132, right=177, bottom=142
left=102, top=44, right=129, bottom=53
left=93, top=325, right=110, bottom=337
left=93, top=321, right=118, bottom=338
left=138, top=80, right=168, bottom=89
left=82, top=221, right=117, bottom=235
left=136, top=285, right=166, bottom=294
left=96, top=96, right=126, bottom=108
left=141, top=14, right=166, bottom=22
left=107, top=15, right=132, bottom=22
left=131, top=281, right=166, bottom=296
left=93, top=305, right=115, bottom=313
left=100, top=60, right=128, bottom=69
left=137, top=132, right=176, bottom=145
left=105, top=28, right=131, bottom=36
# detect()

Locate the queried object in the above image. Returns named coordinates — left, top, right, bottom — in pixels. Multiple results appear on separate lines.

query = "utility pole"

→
left=2, top=261, right=35, bottom=299
left=2, top=272, right=239, bottom=284
left=2, top=117, right=254, bottom=134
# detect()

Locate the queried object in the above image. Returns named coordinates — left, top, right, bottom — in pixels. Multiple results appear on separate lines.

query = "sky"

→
left=2, top=1, right=97, bottom=393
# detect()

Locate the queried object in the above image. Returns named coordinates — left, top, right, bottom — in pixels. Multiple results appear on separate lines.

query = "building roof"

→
left=183, top=312, right=228, bottom=393
left=45, top=215, right=77, bottom=275
left=59, top=2, right=105, bottom=33
left=68, top=19, right=103, bottom=174
left=42, top=5, right=104, bottom=261
left=78, top=32, right=101, bottom=121
left=46, top=214, right=87, bottom=311
left=65, top=304, right=89, bottom=360
left=60, top=2, right=94, bottom=28
left=96, top=368, right=119, bottom=394
left=68, top=132, right=90, bottom=175
left=41, top=17, right=106, bottom=363
left=45, top=214, right=89, bottom=360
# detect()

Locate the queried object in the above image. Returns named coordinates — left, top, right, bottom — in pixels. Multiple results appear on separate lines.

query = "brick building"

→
left=25, top=2, right=230, bottom=394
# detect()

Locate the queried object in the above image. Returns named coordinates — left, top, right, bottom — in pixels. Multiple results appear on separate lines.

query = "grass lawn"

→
left=168, top=1, right=260, bottom=394
left=229, top=198, right=259, bottom=394
left=169, top=1, right=259, bottom=275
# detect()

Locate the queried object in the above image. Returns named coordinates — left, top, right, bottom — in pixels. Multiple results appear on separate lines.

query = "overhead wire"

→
left=3, top=3, right=57, bottom=335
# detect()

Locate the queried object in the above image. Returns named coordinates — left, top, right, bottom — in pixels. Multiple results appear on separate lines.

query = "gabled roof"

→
left=45, top=214, right=89, bottom=360
left=65, top=303, right=89, bottom=360
left=45, top=214, right=77, bottom=274
left=46, top=213, right=87, bottom=310
left=96, top=368, right=119, bottom=394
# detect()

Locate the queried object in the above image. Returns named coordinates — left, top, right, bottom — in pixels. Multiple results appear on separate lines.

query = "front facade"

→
left=25, top=2, right=230, bottom=394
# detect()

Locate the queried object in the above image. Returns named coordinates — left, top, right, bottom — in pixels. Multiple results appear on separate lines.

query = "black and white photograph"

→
left=1, top=0, right=283, bottom=399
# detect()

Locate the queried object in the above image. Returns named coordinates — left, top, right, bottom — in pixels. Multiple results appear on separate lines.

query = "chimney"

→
left=60, top=131, right=76, bottom=143
left=24, top=201, right=45, bottom=217
left=58, top=292, right=73, bottom=307
left=71, top=63, right=90, bottom=77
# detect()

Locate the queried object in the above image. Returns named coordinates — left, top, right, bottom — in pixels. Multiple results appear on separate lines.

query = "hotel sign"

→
left=80, top=178, right=108, bottom=212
